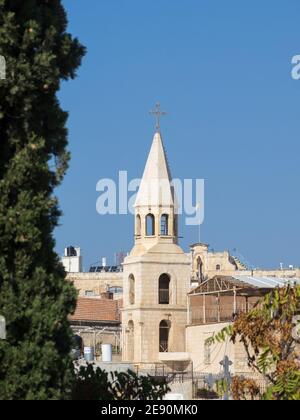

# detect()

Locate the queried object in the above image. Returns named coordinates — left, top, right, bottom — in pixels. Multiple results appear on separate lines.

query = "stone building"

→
left=67, top=272, right=123, bottom=298
left=122, top=131, right=190, bottom=364
left=190, top=242, right=300, bottom=282
left=63, top=123, right=300, bottom=383
left=186, top=274, right=300, bottom=376
left=70, top=296, right=122, bottom=359
left=65, top=243, right=300, bottom=301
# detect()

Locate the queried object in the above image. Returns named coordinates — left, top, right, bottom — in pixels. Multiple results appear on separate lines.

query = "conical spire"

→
left=135, top=132, right=174, bottom=208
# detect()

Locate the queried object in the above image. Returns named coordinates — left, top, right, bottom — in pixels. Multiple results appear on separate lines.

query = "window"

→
left=159, top=274, right=170, bottom=304
left=197, top=257, right=203, bottom=281
left=85, top=290, right=95, bottom=297
left=216, top=264, right=221, bottom=271
left=108, top=287, right=123, bottom=294
left=159, top=320, right=171, bottom=352
left=136, top=214, right=141, bottom=236
left=160, top=214, right=169, bottom=236
left=129, top=274, right=135, bottom=305
left=146, top=214, right=155, bottom=236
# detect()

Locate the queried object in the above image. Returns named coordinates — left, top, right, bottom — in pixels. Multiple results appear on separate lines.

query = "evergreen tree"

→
left=0, top=0, right=85, bottom=399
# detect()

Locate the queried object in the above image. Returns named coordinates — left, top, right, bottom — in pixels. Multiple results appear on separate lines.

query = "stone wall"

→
left=186, top=323, right=235, bottom=374
left=67, top=272, right=123, bottom=297
left=122, top=247, right=191, bottom=364
left=186, top=322, right=255, bottom=376
left=190, top=243, right=300, bottom=281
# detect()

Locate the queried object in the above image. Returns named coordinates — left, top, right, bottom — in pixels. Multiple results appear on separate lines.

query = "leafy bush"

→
left=72, top=364, right=170, bottom=400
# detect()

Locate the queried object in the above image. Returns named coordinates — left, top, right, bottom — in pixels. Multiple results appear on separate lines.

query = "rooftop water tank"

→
left=102, top=344, right=112, bottom=362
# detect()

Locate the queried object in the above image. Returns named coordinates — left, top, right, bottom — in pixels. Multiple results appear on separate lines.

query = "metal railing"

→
left=159, top=340, right=169, bottom=352
left=191, top=304, right=257, bottom=325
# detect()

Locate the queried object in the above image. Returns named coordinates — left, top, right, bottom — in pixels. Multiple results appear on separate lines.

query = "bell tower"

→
left=133, top=130, right=179, bottom=254
left=122, top=114, right=190, bottom=365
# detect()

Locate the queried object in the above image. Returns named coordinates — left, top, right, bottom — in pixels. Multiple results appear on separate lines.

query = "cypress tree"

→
left=0, top=0, right=85, bottom=399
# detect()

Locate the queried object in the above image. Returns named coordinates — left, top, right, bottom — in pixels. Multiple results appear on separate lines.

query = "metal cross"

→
left=150, top=102, right=167, bottom=132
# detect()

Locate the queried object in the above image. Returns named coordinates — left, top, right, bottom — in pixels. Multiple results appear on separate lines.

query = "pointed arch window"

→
left=160, top=214, right=169, bottom=236
left=146, top=214, right=155, bottom=236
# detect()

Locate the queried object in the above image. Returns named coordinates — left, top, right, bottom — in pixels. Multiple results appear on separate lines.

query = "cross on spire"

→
left=150, top=102, right=167, bottom=133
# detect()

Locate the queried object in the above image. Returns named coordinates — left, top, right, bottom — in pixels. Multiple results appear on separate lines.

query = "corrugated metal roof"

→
left=233, top=275, right=300, bottom=289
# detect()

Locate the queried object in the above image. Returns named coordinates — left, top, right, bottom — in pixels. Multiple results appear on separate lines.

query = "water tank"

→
left=84, top=346, right=94, bottom=363
left=102, top=344, right=112, bottom=362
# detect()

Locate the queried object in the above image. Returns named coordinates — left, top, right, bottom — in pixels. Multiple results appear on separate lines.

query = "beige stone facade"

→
left=122, top=132, right=190, bottom=364
left=66, top=128, right=299, bottom=382
left=186, top=322, right=252, bottom=375
left=67, top=245, right=300, bottom=299
left=191, top=242, right=300, bottom=282
left=67, top=272, right=123, bottom=297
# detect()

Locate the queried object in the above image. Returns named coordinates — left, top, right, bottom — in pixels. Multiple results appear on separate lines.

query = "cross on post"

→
left=150, top=102, right=167, bottom=132
left=220, top=356, right=233, bottom=400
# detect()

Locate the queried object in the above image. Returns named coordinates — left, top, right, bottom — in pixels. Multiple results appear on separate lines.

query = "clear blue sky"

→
left=56, top=0, right=300, bottom=270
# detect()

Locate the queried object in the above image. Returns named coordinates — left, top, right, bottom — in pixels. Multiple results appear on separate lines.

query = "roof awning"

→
left=189, top=275, right=300, bottom=297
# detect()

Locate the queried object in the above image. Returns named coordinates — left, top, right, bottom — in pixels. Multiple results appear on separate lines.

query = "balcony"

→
left=190, top=303, right=258, bottom=325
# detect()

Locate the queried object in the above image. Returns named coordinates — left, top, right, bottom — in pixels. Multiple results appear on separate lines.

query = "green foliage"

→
left=0, top=0, right=85, bottom=399
left=264, top=370, right=300, bottom=401
left=207, top=285, right=300, bottom=400
left=206, top=325, right=233, bottom=346
left=72, top=364, right=170, bottom=401
left=215, top=378, right=230, bottom=398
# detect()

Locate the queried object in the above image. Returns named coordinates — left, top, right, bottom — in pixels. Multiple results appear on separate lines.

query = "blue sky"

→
left=56, top=0, right=300, bottom=270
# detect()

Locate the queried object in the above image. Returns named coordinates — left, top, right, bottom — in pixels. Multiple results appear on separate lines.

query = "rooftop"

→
left=190, top=275, right=300, bottom=297
left=70, top=297, right=122, bottom=324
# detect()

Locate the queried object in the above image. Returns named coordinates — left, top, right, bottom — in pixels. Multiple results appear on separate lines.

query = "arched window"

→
left=127, top=321, right=134, bottom=361
left=136, top=214, right=141, bottom=236
left=129, top=274, right=135, bottom=305
left=197, top=257, right=203, bottom=281
left=146, top=214, right=155, bottom=236
left=216, top=264, right=221, bottom=271
left=159, top=320, right=171, bottom=352
left=159, top=273, right=170, bottom=304
left=160, top=214, right=169, bottom=236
